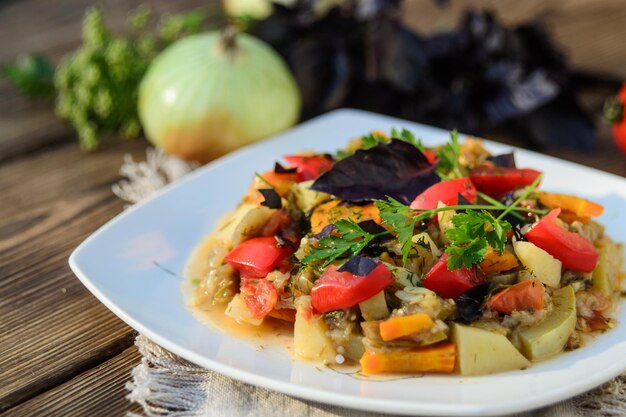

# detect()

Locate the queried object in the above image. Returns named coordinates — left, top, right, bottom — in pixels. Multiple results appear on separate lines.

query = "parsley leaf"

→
left=436, top=130, right=463, bottom=179
left=444, top=210, right=512, bottom=269
left=375, top=197, right=420, bottom=265
left=390, top=127, right=425, bottom=152
left=302, top=219, right=379, bottom=267
left=361, top=132, right=388, bottom=149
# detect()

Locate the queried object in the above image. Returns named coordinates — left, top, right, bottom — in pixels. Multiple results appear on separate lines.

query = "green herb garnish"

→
left=445, top=210, right=511, bottom=269
left=302, top=220, right=386, bottom=267
left=375, top=197, right=419, bottom=265
left=436, top=130, right=464, bottom=179
left=303, top=175, right=545, bottom=270
left=390, top=127, right=425, bottom=152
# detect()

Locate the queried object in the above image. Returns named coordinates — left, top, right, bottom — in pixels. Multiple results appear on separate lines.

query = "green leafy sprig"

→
left=445, top=210, right=511, bottom=269
left=375, top=197, right=419, bottom=265
left=443, top=174, right=543, bottom=269
left=302, top=220, right=387, bottom=267
left=302, top=175, right=545, bottom=270
left=435, top=130, right=463, bottom=179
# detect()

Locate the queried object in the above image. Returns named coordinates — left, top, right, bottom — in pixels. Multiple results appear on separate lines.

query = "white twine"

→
left=112, top=148, right=197, bottom=205
left=116, top=148, right=626, bottom=417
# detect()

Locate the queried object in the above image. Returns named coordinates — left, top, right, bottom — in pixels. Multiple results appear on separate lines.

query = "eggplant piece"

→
left=455, top=283, right=490, bottom=324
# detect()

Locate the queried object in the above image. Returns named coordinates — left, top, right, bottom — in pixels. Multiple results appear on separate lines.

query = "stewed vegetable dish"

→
left=186, top=129, right=625, bottom=376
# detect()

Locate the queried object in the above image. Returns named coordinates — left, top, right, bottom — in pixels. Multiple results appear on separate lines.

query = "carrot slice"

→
left=479, top=249, right=519, bottom=275
left=244, top=170, right=300, bottom=206
left=310, top=200, right=381, bottom=234
left=379, top=314, right=434, bottom=341
left=360, top=343, right=456, bottom=374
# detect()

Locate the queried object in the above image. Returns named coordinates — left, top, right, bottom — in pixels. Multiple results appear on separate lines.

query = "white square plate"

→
left=70, top=109, right=626, bottom=416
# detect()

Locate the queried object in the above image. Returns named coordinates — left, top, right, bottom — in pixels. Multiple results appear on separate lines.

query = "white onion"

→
left=139, top=30, right=301, bottom=163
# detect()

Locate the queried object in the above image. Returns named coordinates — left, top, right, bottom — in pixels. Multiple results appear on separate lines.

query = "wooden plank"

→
left=0, top=139, right=147, bottom=411
left=6, top=346, right=143, bottom=416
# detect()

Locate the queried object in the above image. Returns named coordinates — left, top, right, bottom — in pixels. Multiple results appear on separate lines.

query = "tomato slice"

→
left=284, top=154, right=334, bottom=181
left=409, top=178, right=477, bottom=210
left=240, top=279, right=278, bottom=319
left=524, top=208, right=599, bottom=272
left=470, top=166, right=542, bottom=198
left=310, top=263, right=394, bottom=313
left=487, top=280, right=544, bottom=314
left=224, top=236, right=293, bottom=278
left=422, top=254, right=481, bottom=299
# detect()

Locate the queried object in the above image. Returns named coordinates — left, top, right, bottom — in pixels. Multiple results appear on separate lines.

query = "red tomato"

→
left=240, top=279, right=278, bottom=319
left=524, top=208, right=599, bottom=272
left=224, top=236, right=293, bottom=278
left=469, top=166, right=542, bottom=198
left=606, top=84, right=626, bottom=154
left=422, top=254, right=481, bottom=299
left=311, top=263, right=394, bottom=313
left=284, top=154, right=334, bottom=181
left=409, top=178, right=476, bottom=210
left=488, top=280, right=544, bottom=314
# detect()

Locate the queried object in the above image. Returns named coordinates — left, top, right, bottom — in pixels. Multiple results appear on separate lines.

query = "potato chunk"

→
left=452, top=323, right=530, bottom=376
left=294, top=296, right=336, bottom=363
left=514, top=241, right=562, bottom=287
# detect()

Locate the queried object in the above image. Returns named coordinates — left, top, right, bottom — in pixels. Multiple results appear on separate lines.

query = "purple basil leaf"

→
left=358, top=219, right=393, bottom=247
left=274, top=162, right=297, bottom=174
left=358, top=219, right=388, bottom=236
left=311, top=139, right=439, bottom=204
left=312, top=224, right=335, bottom=239
left=514, top=94, right=596, bottom=150
left=338, top=255, right=378, bottom=276
left=259, top=188, right=282, bottom=209
left=457, top=193, right=473, bottom=206
left=486, top=153, right=516, bottom=168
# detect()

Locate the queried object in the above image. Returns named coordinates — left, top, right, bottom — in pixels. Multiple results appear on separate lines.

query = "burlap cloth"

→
left=116, top=149, right=626, bottom=417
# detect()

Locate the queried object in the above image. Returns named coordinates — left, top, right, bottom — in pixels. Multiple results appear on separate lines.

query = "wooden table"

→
left=1, top=1, right=625, bottom=415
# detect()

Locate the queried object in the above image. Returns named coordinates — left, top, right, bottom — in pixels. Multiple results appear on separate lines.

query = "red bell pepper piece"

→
left=224, top=236, right=293, bottom=278
left=422, top=254, right=482, bottom=299
left=524, top=208, right=598, bottom=272
left=409, top=178, right=476, bottom=210
left=311, top=263, right=394, bottom=313
left=469, top=166, right=542, bottom=198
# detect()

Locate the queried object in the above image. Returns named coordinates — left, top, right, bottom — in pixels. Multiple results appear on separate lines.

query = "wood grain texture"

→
left=6, top=346, right=143, bottom=417
left=0, top=139, right=146, bottom=411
